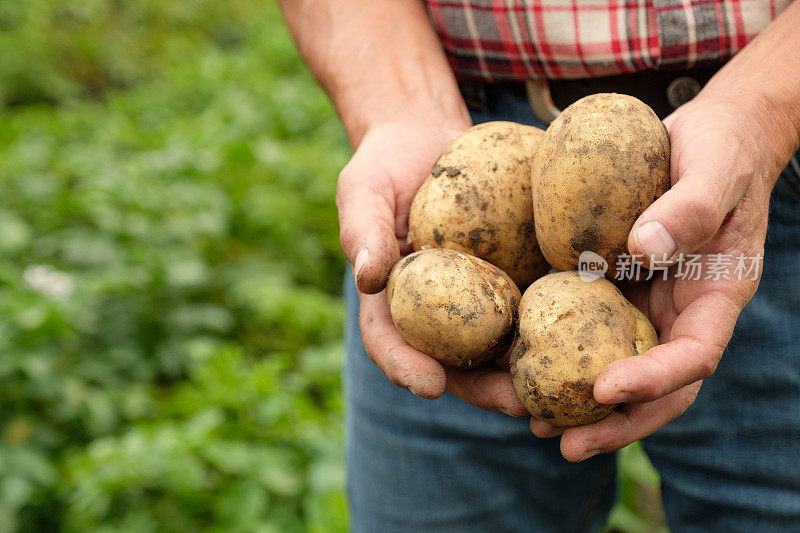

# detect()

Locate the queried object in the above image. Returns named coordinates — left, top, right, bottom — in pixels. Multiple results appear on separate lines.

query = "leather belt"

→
left=460, top=65, right=723, bottom=121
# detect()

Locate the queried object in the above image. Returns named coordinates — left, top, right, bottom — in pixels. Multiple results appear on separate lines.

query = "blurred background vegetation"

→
left=0, top=1, right=666, bottom=531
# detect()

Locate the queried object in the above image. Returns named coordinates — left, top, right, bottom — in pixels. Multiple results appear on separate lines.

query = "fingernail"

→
left=353, top=248, right=369, bottom=282
left=500, top=408, right=526, bottom=418
left=610, top=391, right=632, bottom=404
left=579, top=449, right=600, bottom=461
left=531, top=418, right=558, bottom=436
left=636, top=220, right=676, bottom=261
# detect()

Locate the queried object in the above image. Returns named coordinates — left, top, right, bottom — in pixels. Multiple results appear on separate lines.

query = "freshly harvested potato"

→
left=510, top=271, right=658, bottom=426
left=408, top=121, right=550, bottom=288
left=387, top=248, right=521, bottom=368
left=531, top=93, right=670, bottom=278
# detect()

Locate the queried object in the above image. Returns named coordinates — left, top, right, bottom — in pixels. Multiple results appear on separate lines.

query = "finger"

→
left=494, top=355, right=511, bottom=372
left=337, top=161, right=400, bottom=294
left=560, top=381, right=702, bottom=462
left=444, top=366, right=529, bottom=416
left=594, top=290, right=740, bottom=404
left=628, top=144, right=749, bottom=268
left=618, top=279, right=652, bottom=317
left=359, top=292, right=446, bottom=398
left=530, top=418, right=564, bottom=438
left=492, top=338, right=516, bottom=371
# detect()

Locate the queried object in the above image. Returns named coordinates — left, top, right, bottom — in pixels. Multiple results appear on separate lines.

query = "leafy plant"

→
left=0, top=2, right=347, bottom=531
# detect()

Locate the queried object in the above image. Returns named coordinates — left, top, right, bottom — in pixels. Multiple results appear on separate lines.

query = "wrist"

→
left=746, top=92, right=800, bottom=176
left=736, top=87, right=800, bottom=183
left=697, top=1, right=800, bottom=178
left=335, top=86, right=472, bottom=148
left=691, top=84, right=799, bottom=185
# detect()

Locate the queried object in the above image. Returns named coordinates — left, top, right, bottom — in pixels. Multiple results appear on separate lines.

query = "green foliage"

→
left=605, top=443, right=669, bottom=533
left=0, top=1, right=347, bottom=531
left=0, top=1, right=666, bottom=531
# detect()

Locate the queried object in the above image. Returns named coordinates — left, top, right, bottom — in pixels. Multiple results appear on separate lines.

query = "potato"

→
left=408, top=121, right=550, bottom=288
left=531, top=93, right=670, bottom=278
left=387, top=248, right=521, bottom=368
left=510, top=271, right=658, bottom=426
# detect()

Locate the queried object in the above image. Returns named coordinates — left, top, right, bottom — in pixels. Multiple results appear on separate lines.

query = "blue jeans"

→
left=344, top=85, right=800, bottom=532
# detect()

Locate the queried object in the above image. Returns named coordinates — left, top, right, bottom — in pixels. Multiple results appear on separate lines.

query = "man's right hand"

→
left=277, top=0, right=525, bottom=414
left=337, top=121, right=529, bottom=416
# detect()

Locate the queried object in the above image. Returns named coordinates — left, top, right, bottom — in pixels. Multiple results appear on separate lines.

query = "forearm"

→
left=277, top=0, right=470, bottom=146
left=702, top=1, right=800, bottom=176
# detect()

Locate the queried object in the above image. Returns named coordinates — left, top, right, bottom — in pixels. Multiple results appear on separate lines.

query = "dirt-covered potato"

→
left=408, top=121, right=550, bottom=288
left=387, top=248, right=521, bottom=368
left=531, top=94, right=670, bottom=278
left=510, top=271, right=658, bottom=426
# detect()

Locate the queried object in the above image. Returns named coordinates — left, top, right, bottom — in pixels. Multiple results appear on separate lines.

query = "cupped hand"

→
left=337, top=120, right=528, bottom=416
left=532, top=95, right=789, bottom=460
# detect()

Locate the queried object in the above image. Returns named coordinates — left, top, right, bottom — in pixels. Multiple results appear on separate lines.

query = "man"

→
left=278, top=1, right=800, bottom=531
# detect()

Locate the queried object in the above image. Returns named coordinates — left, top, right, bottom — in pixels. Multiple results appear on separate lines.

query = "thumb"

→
left=628, top=160, right=747, bottom=267
left=336, top=161, right=400, bottom=294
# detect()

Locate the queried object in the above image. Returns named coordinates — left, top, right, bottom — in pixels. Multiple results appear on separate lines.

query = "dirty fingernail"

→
left=579, top=449, right=600, bottom=461
left=610, top=390, right=633, bottom=404
left=353, top=248, right=369, bottom=282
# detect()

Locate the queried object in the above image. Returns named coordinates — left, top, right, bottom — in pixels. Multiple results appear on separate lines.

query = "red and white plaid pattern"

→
left=426, top=0, right=792, bottom=81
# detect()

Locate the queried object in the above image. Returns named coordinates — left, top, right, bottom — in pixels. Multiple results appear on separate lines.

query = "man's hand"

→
left=338, top=121, right=529, bottom=415
left=529, top=0, right=800, bottom=460
left=279, top=1, right=526, bottom=413
left=531, top=90, right=799, bottom=460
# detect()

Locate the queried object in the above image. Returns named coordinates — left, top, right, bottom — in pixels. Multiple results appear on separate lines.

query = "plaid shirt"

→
left=426, top=0, right=792, bottom=81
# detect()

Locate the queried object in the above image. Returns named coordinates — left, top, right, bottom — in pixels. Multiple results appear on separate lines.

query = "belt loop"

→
left=525, top=79, right=561, bottom=123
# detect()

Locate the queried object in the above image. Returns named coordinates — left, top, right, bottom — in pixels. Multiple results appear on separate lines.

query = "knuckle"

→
left=686, top=192, right=723, bottom=239
left=698, top=356, right=719, bottom=379
left=335, top=168, right=354, bottom=208
left=642, top=355, right=671, bottom=399
left=686, top=382, right=702, bottom=405
left=357, top=305, right=376, bottom=333
left=677, top=383, right=702, bottom=417
left=639, top=380, right=664, bottom=402
left=584, top=434, right=618, bottom=456
left=383, top=345, right=418, bottom=389
left=338, top=224, right=357, bottom=256
left=337, top=163, right=356, bottom=185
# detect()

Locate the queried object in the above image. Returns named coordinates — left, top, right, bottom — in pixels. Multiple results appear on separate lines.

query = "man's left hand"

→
left=530, top=94, right=785, bottom=461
